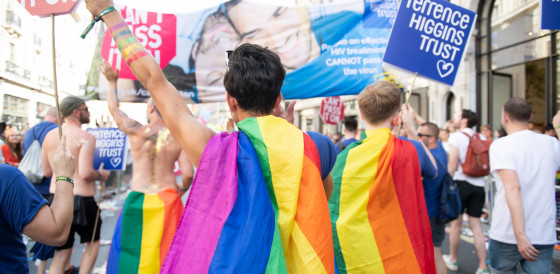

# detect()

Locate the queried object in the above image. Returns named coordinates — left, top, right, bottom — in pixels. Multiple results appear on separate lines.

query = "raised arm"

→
left=22, top=135, right=75, bottom=246
left=100, top=62, right=142, bottom=135
left=85, top=0, right=214, bottom=166
left=402, top=104, right=437, bottom=175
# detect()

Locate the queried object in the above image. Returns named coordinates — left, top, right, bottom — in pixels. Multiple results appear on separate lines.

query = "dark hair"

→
left=461, top=109, right=479, bottom=128
left=223, top=43, right=286, bottom=115
left=343, top=117, right=358, bottom=132
left=358, top=81, right=402, bottom=124
left=503, top=97, right=532, bottom=122
left=421, top=122, right=439, bottom=139
left=497, top=127, right=507, bottom=138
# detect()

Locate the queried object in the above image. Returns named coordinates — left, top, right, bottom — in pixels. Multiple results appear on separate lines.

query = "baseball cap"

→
left=60, top=95, right=87, bottom=117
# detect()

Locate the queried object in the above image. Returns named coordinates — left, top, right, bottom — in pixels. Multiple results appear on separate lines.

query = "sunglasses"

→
left=417, top=133, right=433, bottom=138
left=78, top=107, right=89, bottom=112
left=226, top=50, right=233, bottom=60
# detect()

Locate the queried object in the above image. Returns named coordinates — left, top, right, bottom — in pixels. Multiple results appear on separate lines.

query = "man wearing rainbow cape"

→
left=329, top=81, right=436, bottom=273
left=84, top=0, right=337, bottom=272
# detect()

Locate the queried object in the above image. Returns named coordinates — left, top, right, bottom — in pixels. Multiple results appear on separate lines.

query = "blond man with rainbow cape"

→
left=84, top=1, right=337, bottom=272
left=329, top=81, right=436, bottom=273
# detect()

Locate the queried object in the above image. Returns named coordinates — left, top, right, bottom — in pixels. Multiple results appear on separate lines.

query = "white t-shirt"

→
left=489, top=130, right=560, bottom=245
left=448, top=128, right=487, bottom=187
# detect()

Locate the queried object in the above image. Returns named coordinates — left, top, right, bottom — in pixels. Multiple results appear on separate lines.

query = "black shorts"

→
left=456, top=180, right=485, bottom=218
left=56, top=196, right=102, bottom=250
left=429, top=217, right=445, bottom=247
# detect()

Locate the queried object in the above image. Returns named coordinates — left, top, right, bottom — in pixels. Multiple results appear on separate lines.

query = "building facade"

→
left=0, top=1, right=95, bottom=130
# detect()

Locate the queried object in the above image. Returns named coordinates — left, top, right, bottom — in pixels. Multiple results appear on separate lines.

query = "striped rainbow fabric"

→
left=161, top=116, right=334, bottom=273
left=107, top=188, right=183, bottom=274
left=329, top=128, right=436, bottom=274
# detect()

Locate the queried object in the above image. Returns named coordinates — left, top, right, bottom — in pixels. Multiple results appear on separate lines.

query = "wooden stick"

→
left=51, top=14, right=62, bottom=140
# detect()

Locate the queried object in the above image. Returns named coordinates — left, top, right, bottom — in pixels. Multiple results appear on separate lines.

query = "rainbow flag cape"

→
left=329, top=128, right=435, bottom=274
left=161, top=116, right=334, bottom=273
left=107, top=188, right=183, bottom=273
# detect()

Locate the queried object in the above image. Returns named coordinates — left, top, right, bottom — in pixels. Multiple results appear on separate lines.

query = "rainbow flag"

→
left=107, top=188, right=183, bottom=273
left=161, top=116, right=334, bottom=273
left=329, top=128, right=435, bottom=274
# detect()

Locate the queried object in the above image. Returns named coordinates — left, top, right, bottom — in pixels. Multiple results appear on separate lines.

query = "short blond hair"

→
left=358, top=81, right=402, bottom=124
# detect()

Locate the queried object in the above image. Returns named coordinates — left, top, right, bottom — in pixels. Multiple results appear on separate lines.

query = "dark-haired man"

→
left=42, top=96, right=108, bottom=274
left=336, top=117, right=358, bottom=153
left=444, top=109, right=489, bottom=274
left=418, top=122, right=448, bottom=274
left=84, top=0, right=337, bottom=272
left=488, top=98, right=560, bottom=273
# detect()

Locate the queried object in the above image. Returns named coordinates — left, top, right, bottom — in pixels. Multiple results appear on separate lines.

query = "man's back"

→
left=44, top=124, right=95, bottom=196
left=490, top=130, right=560, bottom=244
left=127, top=122, right=183, bottom=193
left=448, top=128, right=487, bottom=186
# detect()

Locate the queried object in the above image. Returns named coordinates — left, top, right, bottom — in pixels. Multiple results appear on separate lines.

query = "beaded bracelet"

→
left=56, top=176, right=74, bottom=186
left=81, top=6, right=117, bottom=39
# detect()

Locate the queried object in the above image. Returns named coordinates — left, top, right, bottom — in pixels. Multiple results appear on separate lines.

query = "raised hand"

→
left=101, top=61, right=119, bottom=83
left=272, top=100, right=297, bottom=124
left=52, top=135, right=76, bottom=178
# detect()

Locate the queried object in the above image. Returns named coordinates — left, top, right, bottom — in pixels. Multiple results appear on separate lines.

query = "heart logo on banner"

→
left=110, top=157, right=121, bottom=168
left=437, top=60, right=454, bottom=78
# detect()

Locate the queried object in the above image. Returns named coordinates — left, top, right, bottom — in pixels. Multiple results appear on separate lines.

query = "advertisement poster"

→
left=89, top=0, right=398, bottom=103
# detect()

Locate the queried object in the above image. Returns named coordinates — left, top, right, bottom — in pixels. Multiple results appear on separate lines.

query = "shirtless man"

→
left=42, top=96, right=109, bottom=274
left=101, top=62, right=193, bottom=273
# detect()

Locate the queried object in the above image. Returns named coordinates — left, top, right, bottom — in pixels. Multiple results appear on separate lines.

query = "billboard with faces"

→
left=91, top=0, right=398, bottom=103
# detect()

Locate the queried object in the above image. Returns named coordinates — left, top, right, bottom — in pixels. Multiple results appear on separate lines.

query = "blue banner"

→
left=383, top=0, right=476, bottom=86
left=92, top=0, right=397, bottom=103
left=86, top=128, right=128, bottom=171
left=541, top=0, right=560, bottom=30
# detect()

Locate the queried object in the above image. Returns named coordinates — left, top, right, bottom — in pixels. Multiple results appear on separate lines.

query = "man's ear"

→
left=226, top=92, right=237, bottom=113
left=274, top=93, right=283, bottom=109
left=390, top=113, right=400, bottom=127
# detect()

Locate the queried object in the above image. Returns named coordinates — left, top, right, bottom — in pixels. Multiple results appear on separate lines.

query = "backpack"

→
left=438, top=171, right=462, bottom=223
left=18, top=127, right=48, bottom=183
left=460, top=132, right=491, bottom=177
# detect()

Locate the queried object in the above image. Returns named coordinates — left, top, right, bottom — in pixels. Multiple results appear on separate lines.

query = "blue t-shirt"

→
left=306, top=131, right=338, bottom=180
left=0, top=164, right=47, bottom=273
left=335, top=137, right=358, bottom=154
left=423, top=142, right=448, bottom=217
left=22, top=121, right=57, bottom=194
left=399, top=137, right=437, bottom=180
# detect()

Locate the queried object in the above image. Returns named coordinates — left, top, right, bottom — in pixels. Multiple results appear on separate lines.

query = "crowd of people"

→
left=1, top=0, right=560, bottom=273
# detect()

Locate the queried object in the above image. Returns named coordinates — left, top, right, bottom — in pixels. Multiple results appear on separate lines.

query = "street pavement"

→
left=27, top=194, right=560, bottom=273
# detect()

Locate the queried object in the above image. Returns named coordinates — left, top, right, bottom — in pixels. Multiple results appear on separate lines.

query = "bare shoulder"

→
left=43, top=129, right=60, bottom=148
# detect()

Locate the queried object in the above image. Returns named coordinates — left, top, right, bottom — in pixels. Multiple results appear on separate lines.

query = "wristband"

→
left=56, top=176, right=74, bottom=186
left=81, top=6, right=117, bottom=39
left=556, top=125, right=560, bottom=129
left=98, top=172, right=104, bottom=181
